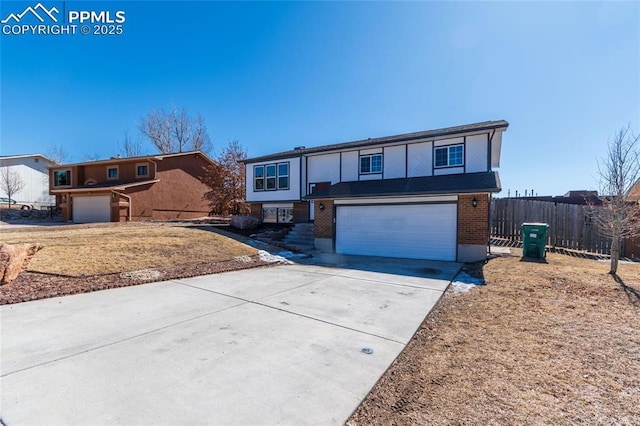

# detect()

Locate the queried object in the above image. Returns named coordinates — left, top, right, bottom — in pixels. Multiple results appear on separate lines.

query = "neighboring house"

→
left=49, top=151, right=216, bottom=223
left=243, top=120, right=509, bottom=262
left=0, top=154, right=56, bottom=208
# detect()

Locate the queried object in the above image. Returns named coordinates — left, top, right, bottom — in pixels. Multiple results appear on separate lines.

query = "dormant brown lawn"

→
left=1, top=222, right=257, bottom=277
left=349, top=250, right=640, bottom=425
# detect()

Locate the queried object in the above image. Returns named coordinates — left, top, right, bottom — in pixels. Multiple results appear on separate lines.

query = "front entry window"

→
left=262, top=207, right=293, bottom=223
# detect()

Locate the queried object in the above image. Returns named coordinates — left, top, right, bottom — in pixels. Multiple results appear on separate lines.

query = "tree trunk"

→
left=610, top=235, right=620, bottom=274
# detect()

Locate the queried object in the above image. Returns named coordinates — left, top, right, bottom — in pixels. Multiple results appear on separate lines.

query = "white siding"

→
left=491, top=130, right=503, bottom=168
left=465, top=134, right=489, bottom=173
left=245, top=157, right=301, bottom=202
left=434, top=137, right=464, bottom=147
left=341, top=151, right=358, bottom=182
left=434, top=167, right=464, bottom=176
left=360, top=147, right=383, bottom=155
left=383, top=145, right=406, bottom=179
left=0, top=156, right=54, bottom=206
left=300, top=156, right=307, bottom=197
left=307, top=153, right=341, bottom=184
left=407, top=142, right=432, bottom=177
left=359, top=173, right=382, bottom=181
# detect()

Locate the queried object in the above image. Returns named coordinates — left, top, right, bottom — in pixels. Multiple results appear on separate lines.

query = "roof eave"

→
left=243, top=120, right=509, bottom=163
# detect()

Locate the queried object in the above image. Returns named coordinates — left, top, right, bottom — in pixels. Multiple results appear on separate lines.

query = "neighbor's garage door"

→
left=73, top=196, right=111, bottom=223
left=336, top=203, right=457, bottom=261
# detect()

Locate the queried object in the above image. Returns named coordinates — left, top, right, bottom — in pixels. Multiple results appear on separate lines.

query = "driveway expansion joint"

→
left=0, top=301, right=248, bottom=378
left=174, top=280, right=407, bottom=345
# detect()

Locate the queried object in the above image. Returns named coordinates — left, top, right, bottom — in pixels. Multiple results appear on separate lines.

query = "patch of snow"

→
left=258, top=250, right=293, bottom=264
left=276, top=251, right=310, bottom=260
left=450, top=272, right=485, bottom=294
left=120, top=269, right=163, bottom=281
left=597, top=259, right=637, bottom=265
left=233, top=255, right=253, bottom=263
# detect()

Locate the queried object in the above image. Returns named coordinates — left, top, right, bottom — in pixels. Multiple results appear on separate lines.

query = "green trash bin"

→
left=521, top=223, right=549, bottom=258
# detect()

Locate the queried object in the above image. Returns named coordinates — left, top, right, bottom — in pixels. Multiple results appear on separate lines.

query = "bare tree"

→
left=140, top=106, right=212, bottom=154
left=0, top=167, right=25, bottom=209
left=119, top=131, right=145, bottom=158
left=46, top=143, right=71, bottom=164
left=592, top=125, right=640, bottom=274
left=203, top=140, right=249, bottom=215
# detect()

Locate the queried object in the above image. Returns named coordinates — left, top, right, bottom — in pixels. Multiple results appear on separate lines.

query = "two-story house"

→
left=243, top=120, right=508, bottom=262
left=49, top=151, right=216, bottom=223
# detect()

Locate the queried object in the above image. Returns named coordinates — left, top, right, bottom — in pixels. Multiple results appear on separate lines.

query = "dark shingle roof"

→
left=244, top=120, right=509, bottom=163
left=304, top=172, right=501, bottom=200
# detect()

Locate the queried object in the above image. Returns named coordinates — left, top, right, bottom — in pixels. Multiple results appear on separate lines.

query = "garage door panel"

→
left=73, top=196, right=111, bottom=223
left=336, top=204, right=457, bottom=261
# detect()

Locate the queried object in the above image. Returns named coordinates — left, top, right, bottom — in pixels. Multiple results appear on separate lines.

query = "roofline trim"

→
left=50, top=179, right=160, bottom=193
left=49, top=151, right=217, bottom=168
left=243, top=120, right=509, bottom=163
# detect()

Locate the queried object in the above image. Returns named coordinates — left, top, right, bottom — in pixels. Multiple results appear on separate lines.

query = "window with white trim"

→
left=136, top=163, right=149, bottom=178
left=359, top=154, right=382, bottom=174
left=107, top=166, right=119, bottom=180
left=53, top=169, right=71, bottom=186
left=262, top=207, right=293, bottom=223
left=434, top=144, right=464, bottom=168
left=254, top=162, right=289, bottom=191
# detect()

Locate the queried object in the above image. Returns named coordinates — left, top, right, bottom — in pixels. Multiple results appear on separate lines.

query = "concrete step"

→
left=283, top=239, right=314, bottom=246
left=285, top=233, right=314, bottom=239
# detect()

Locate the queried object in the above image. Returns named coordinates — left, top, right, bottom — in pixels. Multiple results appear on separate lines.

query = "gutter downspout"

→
left=148, top=159, right=159, bottom=179
left=487, top=129, right=496, bottom=255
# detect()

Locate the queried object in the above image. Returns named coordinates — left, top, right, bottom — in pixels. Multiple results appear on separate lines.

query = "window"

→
left=136, top=163, right=149, bottom=178
left=107, top=166, right=119, bottom=180
left=262, top=207, right=293, bottom=223
left=266, top=164, right=276, bottom=190
left=254, top=165, right=264, bottom=190
left=277, top=163, right=289, bottom=189
left=359, top=154, right=382, bottom=174
left=434, top=144, right=464, bottom=168
left=53, top=170, right=71, bottom=186
left=254, top=162, right=289, bottom=191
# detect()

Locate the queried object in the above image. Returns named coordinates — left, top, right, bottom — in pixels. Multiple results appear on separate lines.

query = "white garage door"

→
left=73, top=196, right=111, bottom=223
left=336, top=203, right=457, bottom=261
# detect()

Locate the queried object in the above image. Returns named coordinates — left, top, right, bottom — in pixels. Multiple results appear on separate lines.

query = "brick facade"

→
left=249, top=203, right=262, bottom=221
left=313, top=199, right=334, bottom=238
left=293, top=202, right=310, bottom=223
left=457, top=193, right=489, bottom=245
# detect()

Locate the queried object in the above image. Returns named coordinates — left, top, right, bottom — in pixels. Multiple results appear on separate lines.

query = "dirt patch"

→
left=348, top=250, right=640, bottom=425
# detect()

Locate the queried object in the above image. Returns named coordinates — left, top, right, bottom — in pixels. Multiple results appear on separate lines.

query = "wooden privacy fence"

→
left=490, top=198, right=614, bottom=255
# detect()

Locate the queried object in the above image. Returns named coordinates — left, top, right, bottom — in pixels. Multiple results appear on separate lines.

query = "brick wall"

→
left=314, top=199, right=334, bottom=238
left=293, top=202, right=309, bottom=223
left=249, top=203, right=262, bottom=221
left=457, top=193, right=489, bottom=245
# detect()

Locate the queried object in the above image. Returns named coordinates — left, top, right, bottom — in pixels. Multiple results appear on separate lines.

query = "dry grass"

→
left=349, top=250, right=640, bottom=425
left=1, top=222, right=257, bottom=276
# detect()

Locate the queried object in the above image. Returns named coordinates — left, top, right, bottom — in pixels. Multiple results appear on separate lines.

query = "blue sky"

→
left=1, top=0, right=638, bottom=196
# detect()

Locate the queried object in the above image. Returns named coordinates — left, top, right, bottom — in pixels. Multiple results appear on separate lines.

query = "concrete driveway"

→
left=1, top=255, right=460, bottom=425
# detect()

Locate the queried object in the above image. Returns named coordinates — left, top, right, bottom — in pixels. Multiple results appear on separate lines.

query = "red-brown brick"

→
left=457, top=194, right=489, bottom=245
left=314, top=199, right=334, bottom=238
